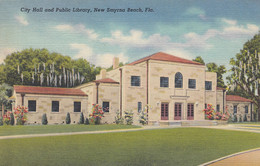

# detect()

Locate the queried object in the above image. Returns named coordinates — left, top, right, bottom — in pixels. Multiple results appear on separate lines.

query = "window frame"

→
left=160, top=77, right=169, bottom=88
left=51, top=101, right=59, bottom=112
left=233, top=105, right=237, bottom=114
left=74, top=102, right=81, bottom=112
left=188, top=79, right=196, bottom=89
left=245, top=105, right=248, bottom=114
left=131, top=76, right=141, bottom=87
left=28, top=100, right=36, bottom=112
left=102, top=101, right=110, bottom=113
left=175, top=72, right=183, bottom=88
left=205, top=81, right=212, bottom=90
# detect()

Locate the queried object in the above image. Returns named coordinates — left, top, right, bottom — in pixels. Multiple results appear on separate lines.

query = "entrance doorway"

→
left=161, top=103, right=169, bottom=120
left=187, top=103, right=194, bottom=120
left=174, top=103, right=182, bottom=120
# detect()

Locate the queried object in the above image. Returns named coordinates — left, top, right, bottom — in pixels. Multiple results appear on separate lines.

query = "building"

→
left=11, top=52, right=254, bottom=124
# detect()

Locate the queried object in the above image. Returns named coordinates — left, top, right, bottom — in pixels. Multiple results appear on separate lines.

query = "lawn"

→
left=0, top=124, right=141, bottom=136
left=1, top=128, right=260, bottom=166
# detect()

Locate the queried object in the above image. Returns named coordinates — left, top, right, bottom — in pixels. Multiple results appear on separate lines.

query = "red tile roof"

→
left=128, top=52, right=204, bottom=66
left=226, top=95, right=253, bottom=102
left=14, top=85, right=87, bottom=96
left=94, top=78, right=119, bottom=84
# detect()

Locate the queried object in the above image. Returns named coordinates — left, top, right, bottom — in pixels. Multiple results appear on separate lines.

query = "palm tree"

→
left=0, top=84, right=13, bottom=117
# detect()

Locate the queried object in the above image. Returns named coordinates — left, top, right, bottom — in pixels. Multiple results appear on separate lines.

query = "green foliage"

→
left=106, top=62, right=125, bottom=71
left=115, top=110, right=124, bottom=124
left=124, top=110, right=133, bottom=125
left=66, top=112, right=71, bottom=124
left=232, top=114, right=238, bottom=122
left=206, top=63, right=226, bottom=88
left=14, top=106, right=28, bottom=125
left=0, top=116, right=3, bottom=126
left=79, top=112, right=84, bottom=124
left=89, top=104, right=104, bottom=125
left=2, top=48, right=101, bottom=87
left=10, top=113, right=14, bottom=125
left=84, top=118, right=90, bottom=125
left=192, top=56, right=205, bottom=65
left=42, top=113, right=48, bottom=125
left=139, top=105, right=148, bottom=125
left=238, top=114, right=242, bottom=122
left=0, top=84, right=13, bottom=111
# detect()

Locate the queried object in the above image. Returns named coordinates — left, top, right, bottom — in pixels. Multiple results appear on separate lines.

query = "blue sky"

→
left=1, top=0, right=260, bottom=79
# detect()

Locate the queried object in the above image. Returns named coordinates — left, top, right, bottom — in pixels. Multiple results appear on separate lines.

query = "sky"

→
left=1, top=0, right=260, bottom=81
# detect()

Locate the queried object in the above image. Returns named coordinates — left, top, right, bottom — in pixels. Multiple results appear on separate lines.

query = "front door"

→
left=187, top=103, right=194, bottom=120
left=174, top=103, right=182, bottom=120
left=161, top=103, right=168, bottom=120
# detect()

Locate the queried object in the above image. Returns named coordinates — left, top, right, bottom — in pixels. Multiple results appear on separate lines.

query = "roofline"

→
left=15, top=91, right=88, bottom=97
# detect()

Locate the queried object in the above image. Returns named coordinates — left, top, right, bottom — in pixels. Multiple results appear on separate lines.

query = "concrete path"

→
left=201, top=148, right=260, bottom=166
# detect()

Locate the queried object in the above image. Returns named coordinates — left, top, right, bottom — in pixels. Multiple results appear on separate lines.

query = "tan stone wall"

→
left=216, top=90, right=226, bottom=112
left=14, top=93, right=88, bottom=124
left=148, top=60, right=207, bottom=122
left=205, top=72, right=217, bottom=108
left=226, top=101, right=253, bottom=121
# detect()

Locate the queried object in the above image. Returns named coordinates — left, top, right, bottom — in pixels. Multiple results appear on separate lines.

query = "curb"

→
left=199, top=148, right=260, bottom=166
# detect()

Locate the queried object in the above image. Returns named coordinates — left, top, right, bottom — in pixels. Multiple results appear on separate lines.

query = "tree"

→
left=0, top=84, right=13, bottom=117
left=42, top=113, right=48, bottom=125
left=227, top=32, right=260, bottom=121
left=79, top=112, right=84, bottom=124
left=192, top=56, right=205, bottom=65
left=66, top=112, right=71, bottom=124
left=206, top=63, right=226, bottom=88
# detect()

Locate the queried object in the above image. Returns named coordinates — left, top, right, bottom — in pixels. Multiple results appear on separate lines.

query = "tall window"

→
left=188, top=79, right=196, bottom=89
left=28, top=100, right=36, bottom=112
left=52, top=101, right=59, bottom=112
left=160, top=77, right=169, bottom=87
left=205, top=81, right=212, bottom=90
left=216, top=104, right=220, bottom=112
left=233, top=105, right=237, bottom=114
left=74, top=102, right=81, bottom=112
left=175, top=72, right=183, bottom=88
left=131, top=76, right=140, bottom=86
left=245, top=105, right=248, bottom=114
left=138, top=102, right=142, bottom=113
left=103, top=101, right=110, bottom=112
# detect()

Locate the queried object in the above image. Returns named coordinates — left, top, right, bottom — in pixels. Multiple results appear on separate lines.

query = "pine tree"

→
left=42, top=113, right=48, bottom=125
left=79, top=112, right=84, bottom=124
left=66, top=112, right=71, bottom=124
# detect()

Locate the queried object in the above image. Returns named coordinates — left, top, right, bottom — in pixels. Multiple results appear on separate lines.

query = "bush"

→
left=115, top=110, right=124, bottom=125
left=0, top=116, right=3, bottom=126
left=79, top=112, right=84, bottom=124
left=243, top=114, right=248, bottom=122
left=84, top=118, right=90, bottom=125
left=89, top=104, right=104, bottom=125
left=232, top=114, right=237, bottom=122
left=14, top=106, right=28, bottom=125
left=10, top=113, right=14, bottom=125
left=139, top=106, right=148, bottom=125
left=42, top=113, right=48, bottom=125
left=66, top=112, right=71, bottom=124
left=124, top=110, right=133, bottom=125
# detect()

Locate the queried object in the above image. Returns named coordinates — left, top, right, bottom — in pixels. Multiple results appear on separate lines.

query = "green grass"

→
left=1, top=128, right=260, bottom=166
left=0, top=124, right=141, bottom=136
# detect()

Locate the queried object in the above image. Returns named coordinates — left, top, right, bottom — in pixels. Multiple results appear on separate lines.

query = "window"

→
left=52, top=101, right=59, bottom=112
left=74, top=102, right=81, bottom=112
left=245, top=105, right=248, bottom=114
left=103, top=102, right=109, bottom=112
left=28, top=100, right=36, bottom=112
left=138, top=102, right=142, bottom=113
left=205, top=81, right=212, bottom=90
left=175, top=72, right=183, bottom=88
left=160, top=77, right=169, bottom=87
left=187, top=103, right=194, bottom=120
left=233, top=105, right=237, bottom=114
left=131, top=76, right=140, bottom=86
left=188, top=79, right=196, bottom=89
left=216, top=104, right=220, bottom=112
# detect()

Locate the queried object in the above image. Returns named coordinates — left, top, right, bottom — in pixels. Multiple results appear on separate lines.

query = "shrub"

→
left=10, top=113, right=14, bottom=125
left=3, top=111, right=11, bottom=125
left=124, top=110, right=133, bottom=125
left=0, top=116, right=3, bottom=126
left=115, top=110, right=124, bottom=125
left=232, top=114, right=237, bottom=122
left=66, top=112, right=71, bottom=124
left=139, top=105, right=149, bottom=125
left=14, top=106, right=28, bottom=125
left=243, top=114, right=248, bottom=122
left=84, top=118, right=90, bottom=125
left=89, top=104, right=104, bottom=125
left=42, top=113, right=48, bottom=125
left=79, top=112, right=84, bottom=124
left=203, top=104, right=215, bottom=120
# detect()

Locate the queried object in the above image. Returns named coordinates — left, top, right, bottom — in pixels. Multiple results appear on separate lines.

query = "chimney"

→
left=100, top=69, right=106, bottom=79
left=113, top=57, right=119, bottom=69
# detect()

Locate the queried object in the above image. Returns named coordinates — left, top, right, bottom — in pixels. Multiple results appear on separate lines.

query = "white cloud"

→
left=220, top=24, right=259, bottom=39
left=95, top=53, right=129, bottom=68
left=54, top=24, right=98, bottom=40
left=185, top=7, right=206, bottom=20
left=222, top=18, right=237, bottom=25
left=0, top=48, right=17, bottom=64
left=15, top=15, right=28, bottom=26
left=70, top=43, right=93, bottom=59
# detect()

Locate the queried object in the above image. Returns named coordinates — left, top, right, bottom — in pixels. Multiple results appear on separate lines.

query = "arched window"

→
left=175, top=72, right=183, bottom=88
